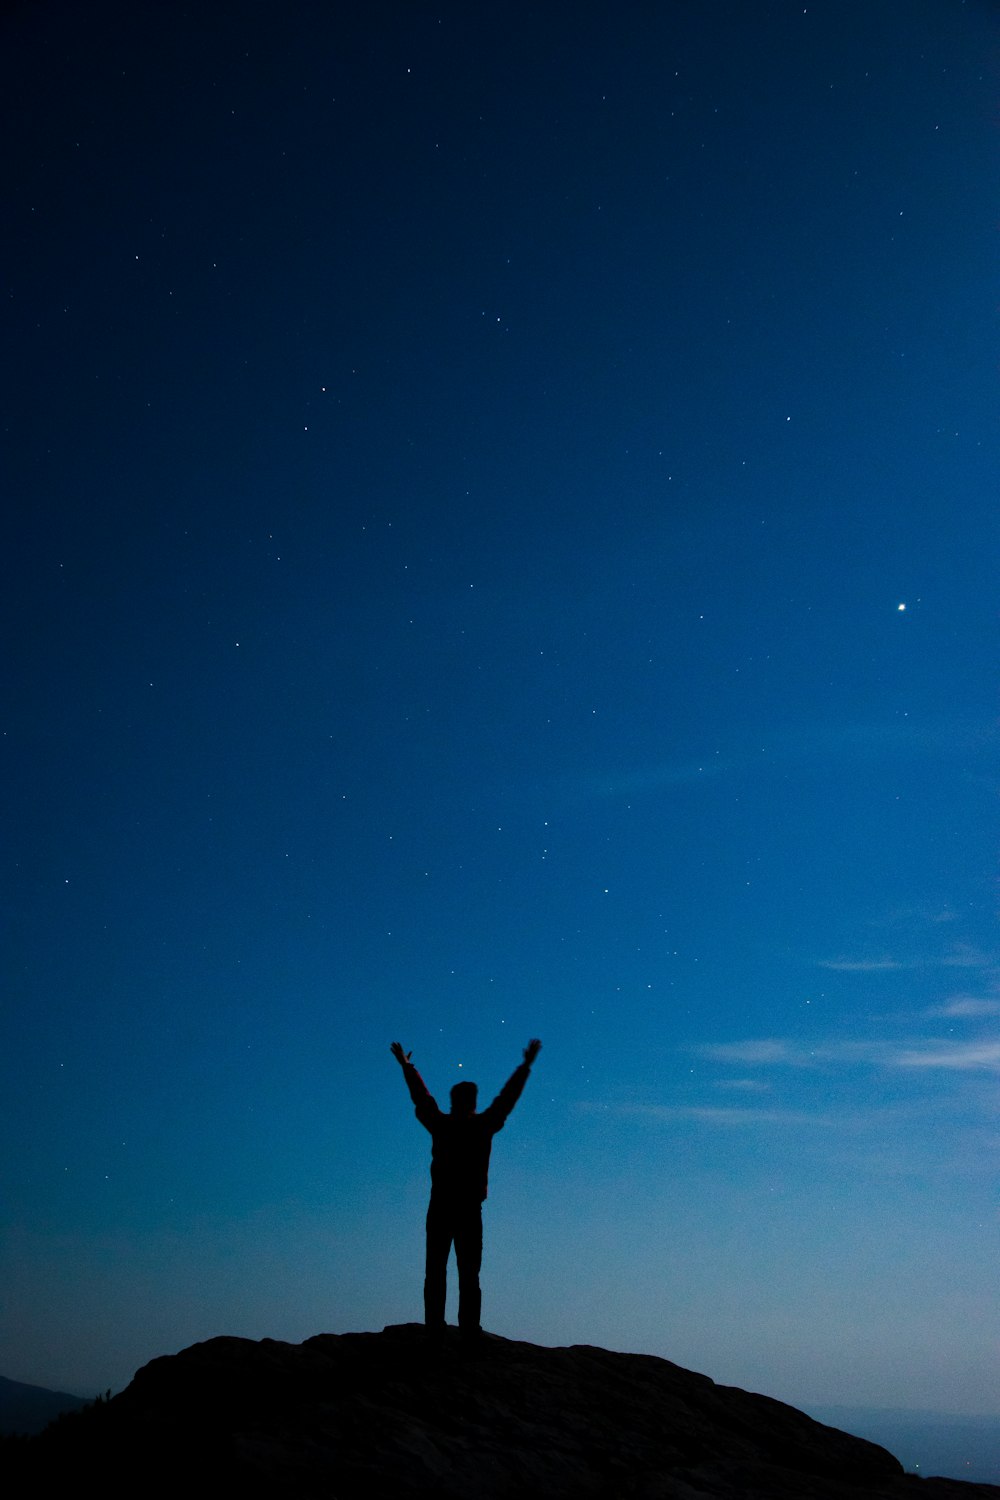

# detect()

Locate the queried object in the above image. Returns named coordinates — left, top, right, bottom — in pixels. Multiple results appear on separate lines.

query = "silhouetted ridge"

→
left=4, top=1326, right=998, bottom=1499
left=0, top=1374, right=89, bottom=1435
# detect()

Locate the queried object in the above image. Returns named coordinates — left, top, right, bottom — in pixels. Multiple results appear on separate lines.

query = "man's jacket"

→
left=401, top=1059, right=530, bottom=1203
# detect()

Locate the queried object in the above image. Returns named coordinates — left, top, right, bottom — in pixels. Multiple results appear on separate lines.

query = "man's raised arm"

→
left=483, top=1038, right=542, bottom=1129
left=390, top=1041, right=440, bottom=1130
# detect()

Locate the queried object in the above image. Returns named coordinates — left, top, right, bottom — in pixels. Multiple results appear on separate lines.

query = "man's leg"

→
left=453, top=1201, right=483, bottom=1333
left=424, top=1198, right=451, bottom=1327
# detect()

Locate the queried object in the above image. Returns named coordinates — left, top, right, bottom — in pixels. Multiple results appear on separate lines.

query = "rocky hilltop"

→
left=5, top=1325, right=999, bottom=1499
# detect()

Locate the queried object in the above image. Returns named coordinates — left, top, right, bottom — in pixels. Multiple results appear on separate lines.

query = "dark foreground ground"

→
left=3, top=1325, right=998, bottom=1499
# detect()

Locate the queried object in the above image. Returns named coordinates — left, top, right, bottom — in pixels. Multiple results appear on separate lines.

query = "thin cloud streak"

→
left=699, top=1039, right=800, bottom=1064
left=565, top=718, right=995, bottom=801
left=818, top=947, right=996, bottom=974
left=939, top=947, right=997, bottom=969
left=697, top=1039, right=880, bottom=1067
left=819, top=958, right=907, bottom=972
left=926, top=998, right=1000, bottom=1018
left=583, top=1102, right=840, bottom=1128
left=566, top=759, right=728, bottom=799
left=697, top=1035, right=1000, bottom=1074
left=712, top=1078, right=772, bottom=1092
left=891, top=1042, right=1000, bottom=1072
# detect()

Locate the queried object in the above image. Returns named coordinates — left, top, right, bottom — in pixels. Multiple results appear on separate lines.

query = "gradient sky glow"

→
left=2, top=1, right=997, bottom=1415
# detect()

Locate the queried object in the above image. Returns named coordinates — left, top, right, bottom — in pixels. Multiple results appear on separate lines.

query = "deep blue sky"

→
left=2, top=1, right=997, bottom=1414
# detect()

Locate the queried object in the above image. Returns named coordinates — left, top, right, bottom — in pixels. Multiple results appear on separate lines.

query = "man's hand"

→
left=390, top=1041, right=412, bottom=1067
left=523, top=1038, right=542, bottom=1066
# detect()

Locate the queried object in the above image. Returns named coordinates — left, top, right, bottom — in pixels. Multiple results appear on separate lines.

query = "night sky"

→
left=3, top=1, right=997, bottom=1416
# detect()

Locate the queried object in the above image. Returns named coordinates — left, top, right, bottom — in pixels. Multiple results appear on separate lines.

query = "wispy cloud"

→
left=712, top=1077, right=771, bottom=1092
left=587, top=1102, right=839, bottom=1127
left=819, top=958, right=906, bottom=972
left=938, top=946, right=996, bottom=969
left=697, top=1033, right=1000, bottom=1075
left=566, top=759, right=727, bottom=798
left=699, top=1039, right=800, bottom=1064
left=891, top=1042, right=1000, bottom=1072
left=926, top=997, right=1000, bottom=1018
left=697, top=1038, right=879, bottom=1067
left=818, top=946, right=995, bottom=974
left=565, top=719, right=995, bottom=801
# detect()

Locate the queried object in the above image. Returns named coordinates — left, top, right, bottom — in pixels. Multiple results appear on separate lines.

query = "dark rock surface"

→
left=4, top=1325, right=998, bottom=1499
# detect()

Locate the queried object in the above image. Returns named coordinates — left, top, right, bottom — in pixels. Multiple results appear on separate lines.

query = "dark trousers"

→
left=424, top=1196, right=483, bottom=1330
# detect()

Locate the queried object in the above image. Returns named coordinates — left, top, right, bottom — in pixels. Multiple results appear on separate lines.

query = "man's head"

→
left=450, top=1080, right=478, bottom=1116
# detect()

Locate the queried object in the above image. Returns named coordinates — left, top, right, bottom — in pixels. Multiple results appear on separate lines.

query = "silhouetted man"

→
left=390, top=1038, right=541, bottom=1336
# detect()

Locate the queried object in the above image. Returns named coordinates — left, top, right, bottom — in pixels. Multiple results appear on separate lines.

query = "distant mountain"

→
left=807, top=1406, right=1000, bottom=1487
left=0, top=1375, right=89, bottom=1436
left=3, top=1326, right=999, bottom=1498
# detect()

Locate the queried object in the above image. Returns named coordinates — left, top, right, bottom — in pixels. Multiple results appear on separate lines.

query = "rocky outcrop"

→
left=5, top=1325, right=999, bottom=1498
